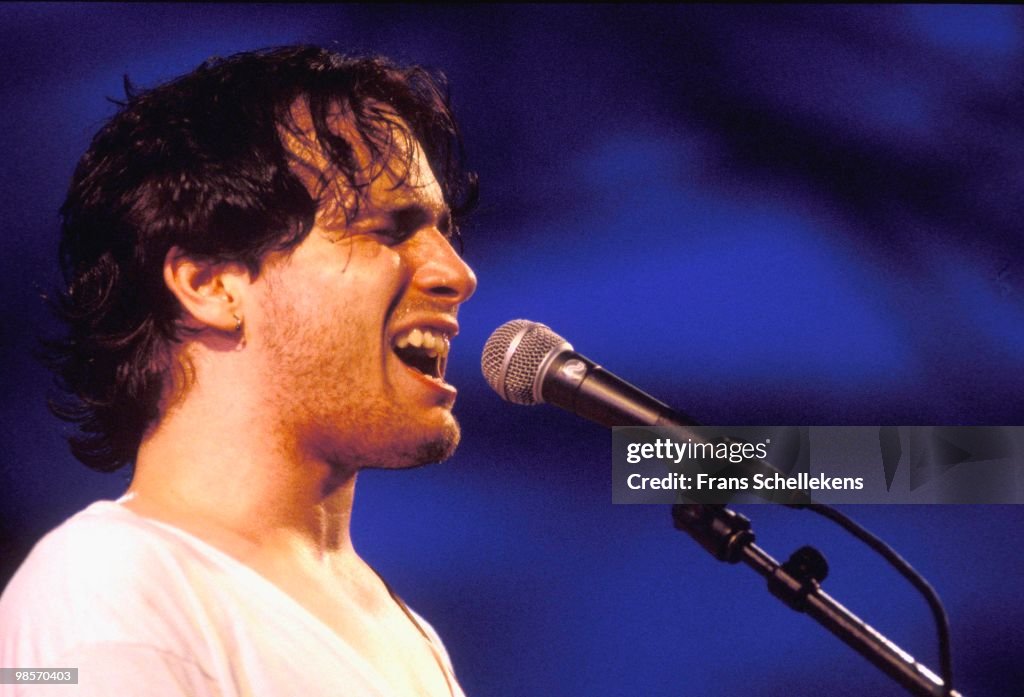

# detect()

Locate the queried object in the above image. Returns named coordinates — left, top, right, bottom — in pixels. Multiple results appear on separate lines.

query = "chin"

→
left=408, top=419, right=461, bottom=467
left=347, top=415, right=462, bottom=471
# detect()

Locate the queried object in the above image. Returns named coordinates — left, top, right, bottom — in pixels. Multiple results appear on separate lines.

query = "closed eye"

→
left=371, top=205, right=452, bottom=246
left=369, top=226, right=416, bottom=245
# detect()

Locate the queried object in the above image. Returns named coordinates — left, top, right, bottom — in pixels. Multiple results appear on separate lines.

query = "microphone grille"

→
left=481, top=320, right=571, bottom=405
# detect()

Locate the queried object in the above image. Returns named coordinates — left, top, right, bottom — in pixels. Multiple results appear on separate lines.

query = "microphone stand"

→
left=672, top=504, right=960, bottom=697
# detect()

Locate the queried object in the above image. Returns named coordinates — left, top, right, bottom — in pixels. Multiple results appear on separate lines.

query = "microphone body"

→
left=540, top=350, right=699, bottom=429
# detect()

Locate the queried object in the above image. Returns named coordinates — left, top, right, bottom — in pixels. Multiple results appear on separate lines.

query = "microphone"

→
left=481, top=319, right=809, bottom=505
left=481, top=319, right=700, bottom=429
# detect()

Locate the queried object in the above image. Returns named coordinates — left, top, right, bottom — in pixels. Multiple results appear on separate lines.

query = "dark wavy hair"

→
left=47, top=45, right=478, bottom=472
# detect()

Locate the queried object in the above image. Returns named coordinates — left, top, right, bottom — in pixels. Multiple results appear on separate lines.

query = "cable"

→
left=786, top=503, right=953, bottom=696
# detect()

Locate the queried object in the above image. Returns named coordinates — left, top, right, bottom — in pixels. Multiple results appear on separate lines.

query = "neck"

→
left=125, top=364, right=360, bottom=570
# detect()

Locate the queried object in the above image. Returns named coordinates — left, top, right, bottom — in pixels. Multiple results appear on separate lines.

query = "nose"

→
left=410, top=228, right=478, bottom=303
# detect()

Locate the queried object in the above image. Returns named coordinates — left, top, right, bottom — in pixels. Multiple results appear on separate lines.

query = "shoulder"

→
left=405, top=605, right=459, bottom=674
left=2, top=501, right=195, bottom=601
left=0, top=501, right=220, bottom=662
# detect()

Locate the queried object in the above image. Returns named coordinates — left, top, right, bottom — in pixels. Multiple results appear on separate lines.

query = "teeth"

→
left=393, top=328, right=450, bottom=356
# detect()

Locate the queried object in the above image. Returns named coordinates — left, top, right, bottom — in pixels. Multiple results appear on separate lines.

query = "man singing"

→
left=0, top=45, right=477, bottom=696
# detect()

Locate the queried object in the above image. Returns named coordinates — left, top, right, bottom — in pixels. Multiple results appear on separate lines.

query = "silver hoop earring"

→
left=232, top=314, right=243, bottom=332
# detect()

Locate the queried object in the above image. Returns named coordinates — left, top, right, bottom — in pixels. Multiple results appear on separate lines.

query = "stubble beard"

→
left=404, top=416, right=461, bottom=469
left=260, top=318, right=462, bottom=472
left=314, top=402, right=463, bottom=472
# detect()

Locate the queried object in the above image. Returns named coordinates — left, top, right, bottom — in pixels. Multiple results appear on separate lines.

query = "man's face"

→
left=246, top=114, right=477, bottom=472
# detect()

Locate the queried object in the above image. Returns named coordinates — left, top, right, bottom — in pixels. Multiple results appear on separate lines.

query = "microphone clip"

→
left=672, top=503, right=755, bottom=564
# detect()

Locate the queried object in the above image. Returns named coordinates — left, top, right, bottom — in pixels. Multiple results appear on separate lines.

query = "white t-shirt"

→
left=0, top=501, right=463, bottom=697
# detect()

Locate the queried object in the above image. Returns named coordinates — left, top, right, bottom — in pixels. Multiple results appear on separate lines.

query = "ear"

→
left=163, top=246, right=250, bottom=333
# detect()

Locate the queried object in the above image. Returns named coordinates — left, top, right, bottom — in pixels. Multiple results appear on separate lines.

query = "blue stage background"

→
left=2, top=5, right=1023, bottom=695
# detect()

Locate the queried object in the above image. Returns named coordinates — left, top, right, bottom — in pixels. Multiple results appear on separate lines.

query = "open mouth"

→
left=392, top=328, right=450, bottom=380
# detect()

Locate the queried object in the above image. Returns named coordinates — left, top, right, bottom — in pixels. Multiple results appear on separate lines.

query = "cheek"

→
left=253, top=246, right=406, bottom=358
